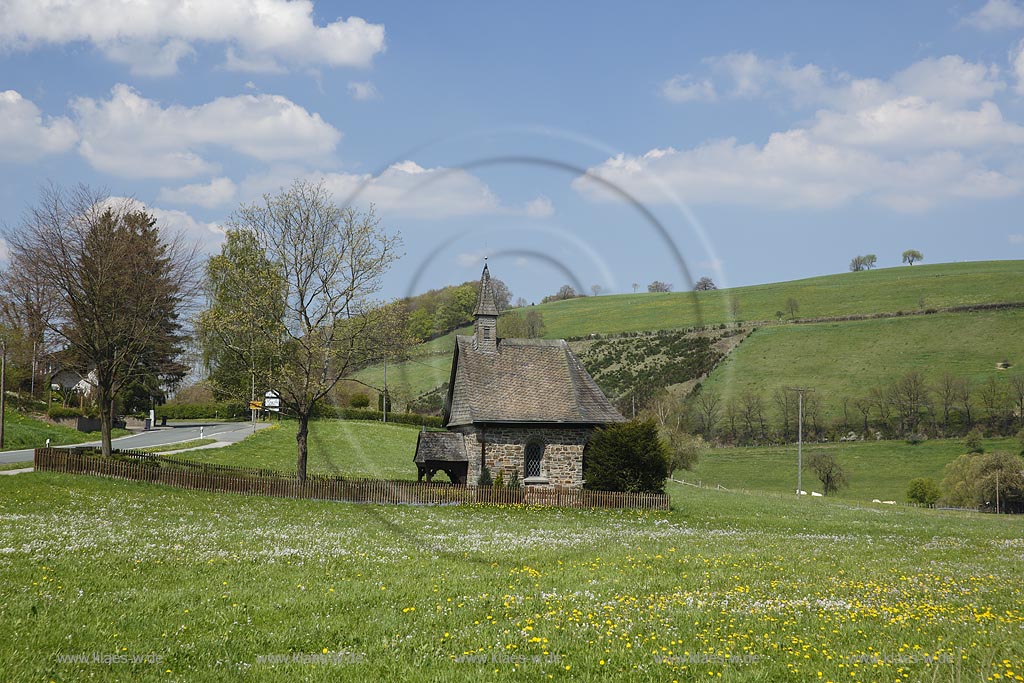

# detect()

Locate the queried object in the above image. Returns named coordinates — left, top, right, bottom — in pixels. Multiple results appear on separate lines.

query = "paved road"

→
left=0, top=421, right=272, bottom=464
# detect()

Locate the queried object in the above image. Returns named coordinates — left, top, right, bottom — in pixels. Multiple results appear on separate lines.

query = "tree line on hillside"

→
left=665, top=369, right=1024, bottom=447
left=403, top=277, right=512, bottom=342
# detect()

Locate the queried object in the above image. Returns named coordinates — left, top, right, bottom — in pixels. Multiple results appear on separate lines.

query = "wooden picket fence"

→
left=33, top=448, right=671, bottom=511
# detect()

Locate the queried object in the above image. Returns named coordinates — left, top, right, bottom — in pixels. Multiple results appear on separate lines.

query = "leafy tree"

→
left=197, top=228, right=285, bottom=402
left=647, top=281, right=672, bottom=293
left=906, top=477, right=940, bottom=505
left=661, top=426, right=706, bottom=473
left=5, top=185, right=196, bottom=456
left=902, top=249, right=923, bottom=265
left=807, top=451, right=848, bottom=495
left=219, top=180, right=403, bottom=481
left=541, top=284, right=579, bottom=303
left=964, top=427, right=984, bottom=453
left=497, top=309, right=545, bottom=338
left=941, top=451, right=1024, bottom=511
left=583, top=419, right=670, bottom=493
left=694, top=276, right=717, bottom=291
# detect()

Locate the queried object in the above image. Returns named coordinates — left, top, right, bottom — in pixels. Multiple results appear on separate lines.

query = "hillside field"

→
left=351, top=261, right=1024, bottom=406
left=699, top=308, right=1024, bottom=422
left=530, top=260, right=1024, bottom=338
left=1, top=469, right=1021, bottom=682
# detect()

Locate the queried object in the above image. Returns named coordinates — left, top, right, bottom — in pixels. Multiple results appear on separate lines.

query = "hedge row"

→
left=152, top=401, right=444, bottom=428
left=313, top=405, right=444, bottom=428
left=155, top=402, right=249, bottom=420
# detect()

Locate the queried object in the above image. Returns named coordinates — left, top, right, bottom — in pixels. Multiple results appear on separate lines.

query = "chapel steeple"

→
left=473, top=260, right=499, bottom=353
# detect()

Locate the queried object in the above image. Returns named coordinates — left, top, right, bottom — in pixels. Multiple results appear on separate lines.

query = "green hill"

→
left=699, top=307, right=1024, bottom=424
left=351, top=260, right=1024, bottom=408
left=532, top=260, right=1024, bottom=338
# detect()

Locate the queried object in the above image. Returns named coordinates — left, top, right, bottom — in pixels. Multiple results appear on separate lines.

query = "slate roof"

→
left=414, top=431, right=469, bottom=463
left=443, top=336, right=625, bottom=427
left=473, top=263, right=500, bottom=316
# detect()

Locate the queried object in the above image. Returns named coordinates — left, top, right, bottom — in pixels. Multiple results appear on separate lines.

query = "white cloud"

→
left=244, top=81, right=257, bottom=90
left=1010, top=233, right=1024, bottom=244
left=241, top=160, right=507, bottom=220
left=0, top=90, right=78, bottom=162
left=158, top=177, right=238, bottom=208
left=964, top=0, right=1024, bottom=30
left=574, top=133, right=1022, bottom=212
left=0, top=237, right=9, bottom=264
left=455, top=249, right=493, bottom=267
left=111, top=197, right=226, bottom=253
left=661, top=75, right=716, bottom=102
left=0, top=0, right=385, bottom=76
left=889, top=56, right=1004, bottom=104
left=72, top=84, right=341, bottom=178
left=1013, top=39, right=1024, bottom=94
left=614, top=52, right=1024, bottom=211
left=524, top=196, right=555, bottom=218
left=810, top=98, right=1024, bottom=150
left=347, top=81, right=380, bottom=101
left=314, top=161, right=503, bottom=219
left=705, top=52, right=825, bottom=103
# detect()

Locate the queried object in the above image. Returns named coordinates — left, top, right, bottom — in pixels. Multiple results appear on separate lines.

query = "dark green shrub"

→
left=906, top=477, right=940, bottom=505
left=48, top=406, right=84, bottom=420
left=583, top=419, right=670, bottom=493
left=349, top=394, right=371, bottom=408
left=312, top=404, right=443, bottom=428
left=478, top=466, right=493, bottom=487
left=492, top=470, right=504, bottom=489
left=155, top=402, right=248, bottom=420
left=964, top=428, right=984, bottom=454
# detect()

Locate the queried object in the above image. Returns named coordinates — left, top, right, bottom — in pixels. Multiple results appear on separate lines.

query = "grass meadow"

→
left=1, top=468, right=1021, bottom=682
left=184, top=420, right=423, bottom=479
left=688, top=436, right=1021, bottom=502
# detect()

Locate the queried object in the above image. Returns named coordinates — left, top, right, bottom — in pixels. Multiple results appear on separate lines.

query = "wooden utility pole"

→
left=786, top=387, right=815, bottom=499
left=0, top=341, right=7, bottom=449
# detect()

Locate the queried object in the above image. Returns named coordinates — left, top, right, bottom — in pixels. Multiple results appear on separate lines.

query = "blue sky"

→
left=1, top=0, right=1023, bottom=303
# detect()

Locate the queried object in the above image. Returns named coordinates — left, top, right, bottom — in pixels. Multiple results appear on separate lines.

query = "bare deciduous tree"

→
left=218, top=180, right=402, bottom=481
left=694, top=276, right=717, bottom=291
left=5, top=184, right=197, bottom=456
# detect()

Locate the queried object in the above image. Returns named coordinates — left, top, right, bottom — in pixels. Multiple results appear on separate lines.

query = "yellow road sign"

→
left=249, top=400, right=263, bottom=410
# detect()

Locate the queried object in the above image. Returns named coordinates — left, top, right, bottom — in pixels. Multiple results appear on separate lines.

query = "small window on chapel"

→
left=483, top=327, right=491, bottom=339
left=525, top=442, right=544, bottom=479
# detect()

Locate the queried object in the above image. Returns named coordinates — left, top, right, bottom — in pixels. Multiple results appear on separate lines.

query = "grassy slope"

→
left=687, top=436, right=1019, bottom=502
left=533, top=260, right=1024, bottom=338
left=182, top=420, right=422, bottom=479
left=351, top=261, right=1024, bottom=402
left=699, top=308, right=1024, bottom=421
left=1, top=471, right=1021, bottom=681
left=1, top=409, right=131, bottom=452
